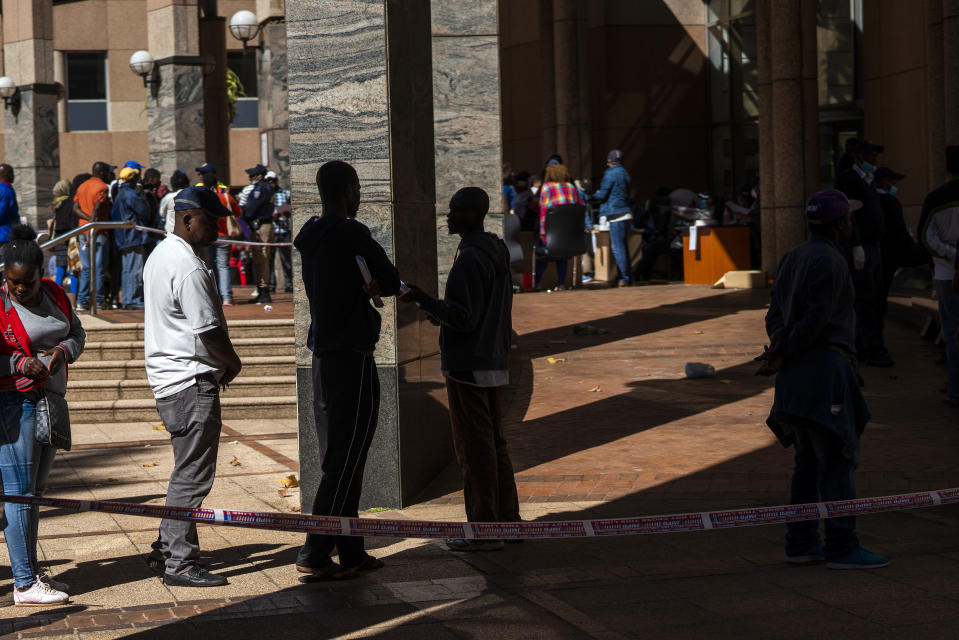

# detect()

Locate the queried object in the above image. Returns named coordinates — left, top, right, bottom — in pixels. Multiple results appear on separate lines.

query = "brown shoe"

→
left=349, top=555, right=385, bottom=573
left=295, top=562, right=357, bottom=582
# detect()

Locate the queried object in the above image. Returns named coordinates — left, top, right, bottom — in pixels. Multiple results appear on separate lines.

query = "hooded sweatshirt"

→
left=294, top=214, right=400, bottom=354
left=420, top=231, right=513, bottom=377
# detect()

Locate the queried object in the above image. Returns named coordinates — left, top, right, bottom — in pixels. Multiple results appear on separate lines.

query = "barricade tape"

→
left=1, top=488, right=957, bottom=540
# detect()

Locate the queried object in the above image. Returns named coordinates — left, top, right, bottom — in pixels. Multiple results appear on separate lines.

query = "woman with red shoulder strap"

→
left=0, top=225, right=85, bottom=606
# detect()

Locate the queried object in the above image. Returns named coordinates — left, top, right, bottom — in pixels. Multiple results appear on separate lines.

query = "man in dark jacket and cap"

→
left=401, top=187, right=520, bottom=552
left=758, top=189, right=888, bottom=570
left=293, top=160, right=400, bottom=580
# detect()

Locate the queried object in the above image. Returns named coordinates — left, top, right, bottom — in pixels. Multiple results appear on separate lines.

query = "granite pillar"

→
left=146, top=0, right=205, bottom=179
left=289, top=0, right=445, bottom=510
left=539, top=0, right=557, bottom=167
left=757, top=0, right=819, bottom=278
left=551, top=0, right=588, bottom=180
left=431, top=0, right=502, bottom=290
left=257, top=0, right=290, bottom=184
left=943, top=0, right=959, bottom=145
left=928, top=0, right=946, bottom=183
left=1, top=0, right=59, bottom=228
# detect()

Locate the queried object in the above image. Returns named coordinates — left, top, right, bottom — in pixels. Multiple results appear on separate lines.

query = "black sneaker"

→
left=163, top=566, right=228, bottom=587
left=257, top=290, right=273, bottom=304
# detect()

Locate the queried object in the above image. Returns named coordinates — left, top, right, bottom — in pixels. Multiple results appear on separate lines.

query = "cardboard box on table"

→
left=591, top=228, right=645, bottom=283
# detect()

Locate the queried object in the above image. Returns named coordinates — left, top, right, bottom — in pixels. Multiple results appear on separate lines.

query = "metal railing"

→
left=9, top=221, right=292, bottom=317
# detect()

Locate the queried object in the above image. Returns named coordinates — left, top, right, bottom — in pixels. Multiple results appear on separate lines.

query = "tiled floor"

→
left=2, top=284, right=958, bottom=638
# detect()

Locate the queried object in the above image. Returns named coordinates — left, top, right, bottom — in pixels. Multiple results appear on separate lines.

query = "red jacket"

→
left=0, top=279, right=74, bottom=392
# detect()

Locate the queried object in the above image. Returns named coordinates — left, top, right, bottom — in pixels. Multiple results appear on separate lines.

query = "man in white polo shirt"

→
left=143, top=186, right=242, bottom=587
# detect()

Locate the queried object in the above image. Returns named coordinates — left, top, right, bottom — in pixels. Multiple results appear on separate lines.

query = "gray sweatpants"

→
left=152, top=374, right=221, bottom=575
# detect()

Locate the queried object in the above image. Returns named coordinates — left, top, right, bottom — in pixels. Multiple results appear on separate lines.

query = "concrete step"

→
left=67, top=376, right=296, bottom=402
left=69, top=356, right=296, bottom=381
left=68, top=395, right=297, bottom=423
left=77, top=337, right=293, bottom=361
left=81, top=318, right=294, bottom=342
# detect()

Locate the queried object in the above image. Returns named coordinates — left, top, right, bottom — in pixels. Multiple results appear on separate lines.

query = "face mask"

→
left=889, top=186, right=898, bottom=196
left=861, top=161, right=877, bottom=173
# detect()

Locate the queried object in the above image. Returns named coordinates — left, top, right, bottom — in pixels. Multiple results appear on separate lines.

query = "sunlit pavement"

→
left=2, top=284, right=959, bottom=639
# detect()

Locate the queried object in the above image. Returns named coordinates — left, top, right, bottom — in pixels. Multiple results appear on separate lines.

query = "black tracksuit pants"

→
left=297, top=350, right=379, bottom=569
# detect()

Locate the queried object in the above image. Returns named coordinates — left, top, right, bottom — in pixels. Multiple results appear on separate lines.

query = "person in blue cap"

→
left=757, top=189, right=889, bottom=570
left=142, top=185, right=241, bottom=587
left=591, top=150, right=633, bottom=287
left=240, top=164, right=275, bottom=303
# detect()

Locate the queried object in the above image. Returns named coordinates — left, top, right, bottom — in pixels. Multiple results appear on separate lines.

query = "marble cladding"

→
left=286, top=1, right=391, bottom=206
left=2, top=38, right=56, bottom=85
left=147, top=3, right=200, bottom=59
left=431, top=1, right=503, bottom=291
left=146, top=64, right=205, bottom=181
left=258, top=22, right=290, bottom=184
left=2, top=88, right=60, bottom=229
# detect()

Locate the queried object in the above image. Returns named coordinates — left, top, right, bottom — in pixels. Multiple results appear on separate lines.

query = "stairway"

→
left=68, top=318, right=297, bottom=423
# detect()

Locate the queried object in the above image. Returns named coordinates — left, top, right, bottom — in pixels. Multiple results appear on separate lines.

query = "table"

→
left=681, top=224, right=750, bottom=285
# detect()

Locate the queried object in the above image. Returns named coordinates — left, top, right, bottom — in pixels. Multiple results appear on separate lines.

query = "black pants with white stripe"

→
left=298, top=351, right=379, bottom=569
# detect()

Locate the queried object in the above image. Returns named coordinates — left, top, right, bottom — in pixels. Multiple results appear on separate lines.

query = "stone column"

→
left=257, top=0, right=290, bottom=184
left=539, top=0, right=557, bottom=165
left=756, top=0, right=777, bottom=278
left=1, top=0, right=59, bottom=228
left=757, top=0, right=819, bottom=278
left=146, top=0, right=205, bottom=179
left=928, top=0, right=945, bottom=183
left=551, top=0, right=588, bottom=179
left=431, top=0, right=502, bottom=289
left=943, top=0, right=959, bottom=145
left=289, top=0, right=445, bottom=509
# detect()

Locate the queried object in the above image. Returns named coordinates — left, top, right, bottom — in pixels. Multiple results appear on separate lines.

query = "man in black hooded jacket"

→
left=401, top=187, right=520, bottom=552
left=292, top=160, right=400, bottom=579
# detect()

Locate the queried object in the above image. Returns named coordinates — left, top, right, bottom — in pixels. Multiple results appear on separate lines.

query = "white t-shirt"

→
left=160, top=189, right=182, bottom=235
left=144, top=233, right=229, bottom=398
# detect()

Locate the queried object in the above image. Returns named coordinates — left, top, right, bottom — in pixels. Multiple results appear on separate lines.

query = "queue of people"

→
left=0, top=159, right=293, bottom=314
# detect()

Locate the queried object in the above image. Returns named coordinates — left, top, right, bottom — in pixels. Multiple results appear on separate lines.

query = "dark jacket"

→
left=242, top=180, right=275, bottom=223
left=111, top=183, right=152, bottom=249
left=878, top=191, right=926, bottom=273
left=591, top=164, right=632, bottom=217
left=294, top=214, right=400, bottom=354
left=835, top=166, right=884, bottom=246
left=420, top=231, right=513, bottom=374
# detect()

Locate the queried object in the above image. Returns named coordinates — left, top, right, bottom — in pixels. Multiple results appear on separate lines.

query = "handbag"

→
left=34, top=388, right=72, bottom=451
left=225, top=215, right=244, bottom=240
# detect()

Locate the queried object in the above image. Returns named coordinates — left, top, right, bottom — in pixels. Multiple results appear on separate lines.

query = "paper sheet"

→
left=689, top=225, right=698, bottom=251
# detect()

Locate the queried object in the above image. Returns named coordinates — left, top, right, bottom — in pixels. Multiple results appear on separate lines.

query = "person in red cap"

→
left=757, top=189, right=889, bottom=570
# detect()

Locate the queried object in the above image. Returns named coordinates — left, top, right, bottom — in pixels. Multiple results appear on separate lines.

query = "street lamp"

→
left=229, top=10, right=260, bottom=52
left=0, top=76, right=20, bottom=116
left=129, top=50, right=159, bottom=96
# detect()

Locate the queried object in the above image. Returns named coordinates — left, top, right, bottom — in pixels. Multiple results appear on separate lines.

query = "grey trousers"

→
left=152, top=374, right=221, bottom=575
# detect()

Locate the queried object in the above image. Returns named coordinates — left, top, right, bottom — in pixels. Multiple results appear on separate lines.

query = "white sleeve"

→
left=925, top=210, right=958, bottom=262
left=175, top=269, right=222, bottom=334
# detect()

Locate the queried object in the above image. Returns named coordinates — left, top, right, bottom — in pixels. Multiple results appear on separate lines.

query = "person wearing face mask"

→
left=874, top=168, right=926, bottom=355
left=835, top=141, right=890, bottom=367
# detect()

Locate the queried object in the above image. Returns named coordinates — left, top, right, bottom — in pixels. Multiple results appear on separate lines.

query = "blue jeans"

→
left=785, top=420, right=858, bottom=559
left=120, top=245, right=146, bottom=307
left=54, top=266, right=78, bottom=295
left=215, top=243, right=233, bottom=303
left=534, top=259, right=567, bottom=287
left=936, top=279, right=959, bottom=400
left=0, top=392, right=57, bottom=589
left=609, top=220, right=631, bottom=284
left=77, top=233, right=108, bottom=306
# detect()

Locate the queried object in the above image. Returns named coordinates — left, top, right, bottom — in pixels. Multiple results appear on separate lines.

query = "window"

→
left=228, top=52, right=258, bottom=129
left=66, top=52, right=108, bottom=131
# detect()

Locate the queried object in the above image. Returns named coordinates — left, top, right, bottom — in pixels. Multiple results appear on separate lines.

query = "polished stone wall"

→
left=288, top=0, right=446, bottom=510
left=431, top=0, right=503, bottom=290
left=258, top=21, right=290, bottom=185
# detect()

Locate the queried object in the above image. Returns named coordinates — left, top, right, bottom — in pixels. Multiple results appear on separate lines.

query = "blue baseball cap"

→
left=195, top=163, right=216, bottom=174
left=123, top=160, right=146, bottom=170
left=173, top=186, right=232, bottom=217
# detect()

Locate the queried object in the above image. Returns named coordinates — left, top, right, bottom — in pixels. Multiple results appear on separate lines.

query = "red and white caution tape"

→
left=0, top=489, right=955, bottom=540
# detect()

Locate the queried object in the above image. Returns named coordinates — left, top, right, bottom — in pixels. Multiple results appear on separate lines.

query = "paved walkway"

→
left=2, top=285, right=958, bottom=639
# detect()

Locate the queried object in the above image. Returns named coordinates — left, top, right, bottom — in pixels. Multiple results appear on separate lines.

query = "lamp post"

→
left=129, top=50, right=160, bottom=97
left=0, top=77, right=21, bottom=117
left=229, top=10, right=260, bottom=52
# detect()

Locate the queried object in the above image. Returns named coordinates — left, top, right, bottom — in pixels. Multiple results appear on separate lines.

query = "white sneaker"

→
left=38, top=573, right=70, bottom=593
left=14, top=580, right=69, bottom=606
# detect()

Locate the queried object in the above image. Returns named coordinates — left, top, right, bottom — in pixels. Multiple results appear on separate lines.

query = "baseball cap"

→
left=806, top=189, right=862, bottom=223
left=123, top=160, right=146, bottom=170
left=173, top=185, right=233, bottom=217
left=118, top=167, right=140, bottom=182
left=265, top=170, right=278, bottom=180
left=195, top=163, right=216, bottom=174
left=607, top=149, right=623, bottom=163
left=245, top=164, right=267, bottom=176
left=853, top=141, right=884, bottom=155
left=874, top=167, right=905, bottom=181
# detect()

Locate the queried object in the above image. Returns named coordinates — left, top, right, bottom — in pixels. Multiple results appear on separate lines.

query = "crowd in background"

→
left=0, top=160, right=293, bottom=313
